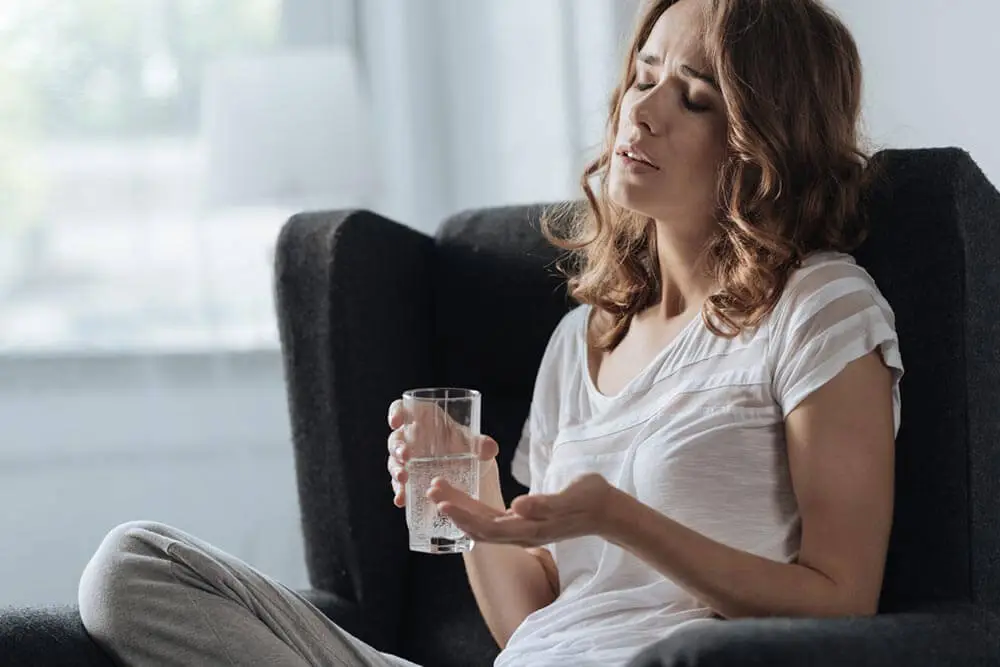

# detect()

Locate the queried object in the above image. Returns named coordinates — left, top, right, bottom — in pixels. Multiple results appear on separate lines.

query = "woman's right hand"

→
left=386, top=399, right=499, bottom=508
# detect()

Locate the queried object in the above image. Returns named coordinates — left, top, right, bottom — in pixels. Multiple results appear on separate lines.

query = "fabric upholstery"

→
left=627, top=603, right=1000, bottom=667
left=849, top=148, right=1000, bottom=610
left=0, top=606, right=112, bottom=667
left=398, top=205, right=572, bottom=666
left=273, top=210, right=436, bottom=653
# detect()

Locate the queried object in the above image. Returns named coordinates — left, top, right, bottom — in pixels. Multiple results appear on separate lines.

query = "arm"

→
left=601, top=351, right=895, bottom=619
left=459, top=462, right=559, bottom=648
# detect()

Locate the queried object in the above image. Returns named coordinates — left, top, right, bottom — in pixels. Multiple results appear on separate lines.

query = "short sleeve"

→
left=511, top=408, right=552, bottom=495
left=510, top=420, right=532, bottom=487
left=769, top=256, right=904, bottom=434
left=510, top=308, right=580, bottom=493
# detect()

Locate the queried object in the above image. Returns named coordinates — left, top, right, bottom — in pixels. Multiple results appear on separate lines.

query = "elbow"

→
left=800, top=563, right=882, bottom=618
left=830, top=579, right=881, bottom=618
left=839, top=595, right=879, bottom=618
left=810, top=587, right=879, bottom=619
left=816, top=591, right=879, bottom=619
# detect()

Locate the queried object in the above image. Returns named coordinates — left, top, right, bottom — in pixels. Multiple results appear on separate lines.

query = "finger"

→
left=388, top=400, right=405, bottom=429
left=387, top=458, right=408, bottom=485
left=386, top=429, right=408, bottom=459
left=440, top=504, right=543, bottom=545
left=392, top=483, right=406, bottom=508
left=488, top=513, right=552, bottom=544
left=427, top=479, right=503, bottom=516
left=436, top=502, right=491, bottom=539
left=425, top=478, right=470, bottom=505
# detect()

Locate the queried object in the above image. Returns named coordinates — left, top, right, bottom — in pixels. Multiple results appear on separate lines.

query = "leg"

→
left=79, top=521, right=418, bottom=667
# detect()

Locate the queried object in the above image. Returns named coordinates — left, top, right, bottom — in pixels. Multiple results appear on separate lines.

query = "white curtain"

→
left=356, top=0, right=640, bottom=231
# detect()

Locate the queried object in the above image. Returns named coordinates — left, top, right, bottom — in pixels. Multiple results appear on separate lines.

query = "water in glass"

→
left=406, top=452, right=479, bottom=553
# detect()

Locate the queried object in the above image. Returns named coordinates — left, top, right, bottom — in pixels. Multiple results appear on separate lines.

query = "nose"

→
left=628, top=89, right=661, bottom=136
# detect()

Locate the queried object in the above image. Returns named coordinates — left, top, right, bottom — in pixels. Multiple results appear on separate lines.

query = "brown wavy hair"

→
left=543, top=0, right=872, bottom=350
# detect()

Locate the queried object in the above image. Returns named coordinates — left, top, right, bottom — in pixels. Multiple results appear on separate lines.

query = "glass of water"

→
left=402, top=387, right=481, bottom=554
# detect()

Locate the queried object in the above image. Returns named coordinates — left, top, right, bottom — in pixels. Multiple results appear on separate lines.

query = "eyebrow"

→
left=637, top=51, right=720, bottom=90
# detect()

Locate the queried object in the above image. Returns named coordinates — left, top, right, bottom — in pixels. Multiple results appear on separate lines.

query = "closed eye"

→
left=632, top=80, right=710, bottom=113
left=683, top=96, right=711, bottom=113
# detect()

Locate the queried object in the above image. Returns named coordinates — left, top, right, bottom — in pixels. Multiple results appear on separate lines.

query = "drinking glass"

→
left=402, top=387, right=481, bottom=554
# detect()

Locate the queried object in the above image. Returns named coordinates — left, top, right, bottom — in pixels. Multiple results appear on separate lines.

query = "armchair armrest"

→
left=275, top=210, right=435, bottom=652
left=0, top=605, right=114, bottom=667
left=627, top=604, right=1000, bottom=667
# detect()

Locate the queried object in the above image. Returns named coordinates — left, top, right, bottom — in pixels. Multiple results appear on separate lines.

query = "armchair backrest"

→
left=850, top=149, right=1000, bottom=612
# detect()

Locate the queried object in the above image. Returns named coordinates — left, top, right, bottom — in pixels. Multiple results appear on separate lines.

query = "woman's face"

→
left=608, top=0, right=728, bottom=233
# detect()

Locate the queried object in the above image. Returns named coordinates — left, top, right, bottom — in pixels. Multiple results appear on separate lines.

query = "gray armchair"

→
left=3, top=148, right=999, bottom=666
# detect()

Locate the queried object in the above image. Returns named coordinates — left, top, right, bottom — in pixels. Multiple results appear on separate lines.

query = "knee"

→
left=78, top=521, right=177, bottom=641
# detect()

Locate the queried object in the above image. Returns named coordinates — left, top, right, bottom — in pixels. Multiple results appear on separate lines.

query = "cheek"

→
left=683, top=122, right=725, bottom=164
left=674, top=126, right=726, bottom=191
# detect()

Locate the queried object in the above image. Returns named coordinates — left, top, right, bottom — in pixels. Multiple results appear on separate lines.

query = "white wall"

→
left=0, top=352, right=308, bottom=606
left=828, top=0, right=1000, bottom=185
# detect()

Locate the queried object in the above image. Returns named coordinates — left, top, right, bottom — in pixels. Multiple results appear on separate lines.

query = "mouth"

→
left=615, top=145, right=660, bottom=170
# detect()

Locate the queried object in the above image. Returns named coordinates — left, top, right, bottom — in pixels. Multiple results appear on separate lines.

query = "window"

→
left=0, top=0, right=366, bottom=353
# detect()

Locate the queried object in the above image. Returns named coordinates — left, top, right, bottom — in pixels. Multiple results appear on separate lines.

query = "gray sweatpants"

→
left=78, top=521, right=421, bottom=667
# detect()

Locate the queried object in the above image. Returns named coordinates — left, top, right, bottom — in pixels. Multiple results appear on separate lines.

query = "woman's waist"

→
left=513, top=579, right=709, bottom=640
left=501, top=595, right=716, bottom=662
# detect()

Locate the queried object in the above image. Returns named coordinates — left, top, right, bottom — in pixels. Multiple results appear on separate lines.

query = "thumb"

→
left=476, top=435, right=499, bottom=461
left=510, top=494, right=550, bottom=520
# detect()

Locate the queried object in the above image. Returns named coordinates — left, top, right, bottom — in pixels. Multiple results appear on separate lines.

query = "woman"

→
left=79, top=0, right=902, bottom=665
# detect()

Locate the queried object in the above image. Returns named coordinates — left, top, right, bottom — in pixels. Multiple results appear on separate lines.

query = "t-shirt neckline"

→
left=581, top=304, right=703, bottom=402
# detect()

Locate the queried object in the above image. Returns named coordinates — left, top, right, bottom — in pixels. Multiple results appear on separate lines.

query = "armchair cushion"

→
left=627, top=604, right=1000, bottom=667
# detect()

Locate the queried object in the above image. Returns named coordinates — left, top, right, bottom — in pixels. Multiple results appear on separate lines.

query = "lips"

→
left=615, top=143, right=660, bottom=170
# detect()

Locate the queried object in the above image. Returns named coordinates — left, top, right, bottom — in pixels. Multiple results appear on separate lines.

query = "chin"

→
left=608, top=174, right=659, bottom=219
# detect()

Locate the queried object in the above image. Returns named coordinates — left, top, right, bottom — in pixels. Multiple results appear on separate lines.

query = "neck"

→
left=648, top=219, right=717, bottom=320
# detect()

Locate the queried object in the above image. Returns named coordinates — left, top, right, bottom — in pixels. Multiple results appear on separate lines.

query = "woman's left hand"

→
left=427, top=473, right=615, bottom=548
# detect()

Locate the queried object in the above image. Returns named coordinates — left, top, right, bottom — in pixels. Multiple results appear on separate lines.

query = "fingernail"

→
left=394, top=447, right=404, bottom=458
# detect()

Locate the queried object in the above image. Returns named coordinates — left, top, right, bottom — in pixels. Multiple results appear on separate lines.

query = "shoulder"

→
left=765, top=251, right=903, bottom=424
left=518, top=305, right=588, bottom=470
left=769, top=251, right=894, bottom=336
left=534, top=304, right=588, bottom=379
left=543, top=304, right=589, bottom=356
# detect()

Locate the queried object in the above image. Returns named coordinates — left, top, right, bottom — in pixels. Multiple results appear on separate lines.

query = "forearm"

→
left=462, top=464, right=558, bottom=648
left=602, top=487, right=870, bottom=619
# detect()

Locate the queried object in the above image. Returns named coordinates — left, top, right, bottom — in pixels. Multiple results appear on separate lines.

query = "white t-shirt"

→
left=495, top=252, right=904, bottom=667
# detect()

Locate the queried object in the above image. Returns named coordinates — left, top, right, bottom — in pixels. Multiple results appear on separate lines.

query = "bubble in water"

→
left=406, top=453, right=478, bottom=544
